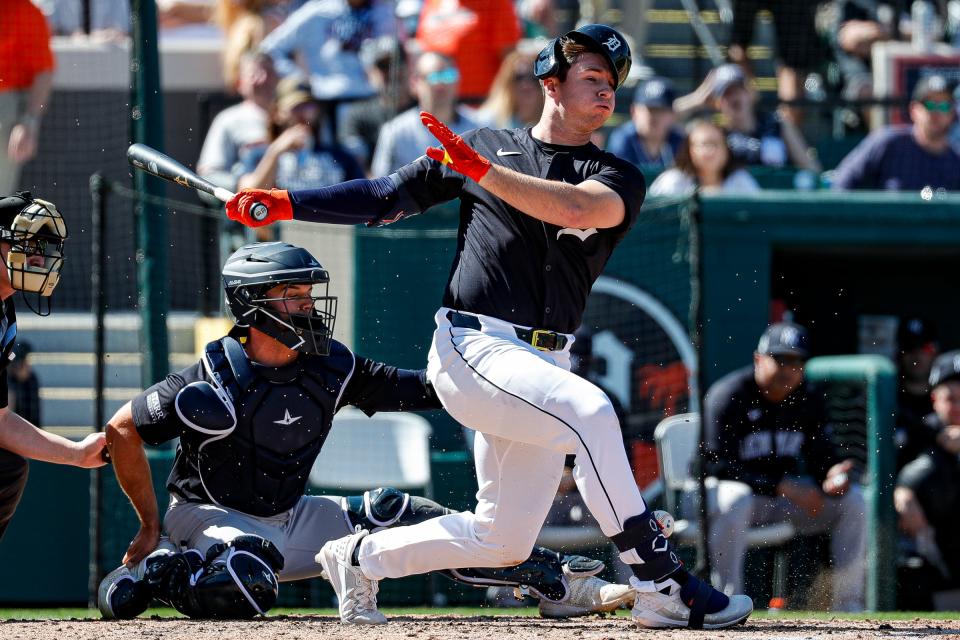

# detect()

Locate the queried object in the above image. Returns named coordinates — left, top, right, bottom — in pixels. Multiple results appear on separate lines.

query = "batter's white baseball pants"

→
left=358, top=308, right=649, bottom=580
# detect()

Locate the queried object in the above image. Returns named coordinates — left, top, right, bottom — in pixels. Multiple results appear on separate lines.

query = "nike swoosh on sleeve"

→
left=496, top=148, right=522, bottom=156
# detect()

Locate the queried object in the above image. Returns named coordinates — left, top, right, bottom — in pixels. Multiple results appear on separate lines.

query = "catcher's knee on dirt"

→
left=158, top=535, right=285, bottom=619
left=345, top=487, right=455, bottom=530
left=444, top=547, right=604, bottom=602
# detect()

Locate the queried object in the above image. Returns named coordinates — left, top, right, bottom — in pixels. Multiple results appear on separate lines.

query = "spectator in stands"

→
left=827, top=0, right=893, bottom=110
left=259, top=0, right=398, bottom=101
left=370, top=51, right=480, bottom=177
left=198, top=52, right=278, bottom=192
left=895, top=350, right=960, bottom=598
left=606, top=77, right=684, bottom=175
left=415, top=0, right=521, bottom=104
left=674, top=64, right=819, bottom=172
left=157, top=0, right=222, bottom=39
left=1, top=0, right=55, bottom=195
left=8, top=342, right=40, bottom=428
left=727, top=0, right=823, bottom=125
left=237, top=76, right=365, bottom=192
left=701, top=322, right=866, bottom=610
left=217, top=0, right=288, bottom=91
left=894, top=317, right=940, bottom=470
left=648, top=120, right=760, bottom=196
left=340, top=37, right=414, bottom=172
left=34, top=0, right=131, bottom=39
left=833, top=74, right=960, bottom=191
left=473, top=40, right=545, bottom=130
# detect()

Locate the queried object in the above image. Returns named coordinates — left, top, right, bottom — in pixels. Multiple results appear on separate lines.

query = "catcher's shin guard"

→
left=158, top=535, right=285, bottom=619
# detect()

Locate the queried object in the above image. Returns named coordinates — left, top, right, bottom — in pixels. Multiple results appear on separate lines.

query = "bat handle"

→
left=250, top=202, right=269, bottom=222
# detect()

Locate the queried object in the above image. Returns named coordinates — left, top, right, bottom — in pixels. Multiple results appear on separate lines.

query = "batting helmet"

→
left=222, top=242, right=336, bottom=356
left=534, top=24, right=632, bottom=90
left=0, top=192, right=68, bottom=316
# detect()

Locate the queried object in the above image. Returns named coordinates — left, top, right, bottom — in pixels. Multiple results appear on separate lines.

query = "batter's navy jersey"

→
left=130, top=339, right=439, bottom=515
left=395, top=127, right=647, bottom=334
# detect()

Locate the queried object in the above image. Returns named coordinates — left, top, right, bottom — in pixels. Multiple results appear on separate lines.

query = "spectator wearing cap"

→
left=894, top=317, right=940, bottom=470
left=700, top=322, right=866, bottom=610
left=370, top=51, right=480, bottom=177
left=833, top=75, right=960, bottom=191
left=237, top=75, right=364, bottom=195
left=895, top=350, right=960, bottom=600
left=674, top=64, right=820, bottom=172
left=605, top=77, right=684, bottom=174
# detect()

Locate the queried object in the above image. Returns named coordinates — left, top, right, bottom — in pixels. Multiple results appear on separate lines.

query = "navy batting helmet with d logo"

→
left=534, top=24, right=632, bottom=89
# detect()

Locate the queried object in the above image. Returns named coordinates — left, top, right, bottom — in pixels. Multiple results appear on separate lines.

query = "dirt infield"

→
left=3, top=614, right=959, bottom=639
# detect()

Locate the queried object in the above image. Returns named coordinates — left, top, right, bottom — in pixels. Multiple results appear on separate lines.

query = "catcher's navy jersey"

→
left=395, top=127, right=646, bottom=334
left=131, top=338, right=439, bottom=516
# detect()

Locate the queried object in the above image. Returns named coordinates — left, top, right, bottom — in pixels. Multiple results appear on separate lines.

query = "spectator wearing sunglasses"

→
left=833, top=75, right=960, bottom=191
left=370, top=51, right=480, bottom=177
left=700, top=321, right=866, bottom=610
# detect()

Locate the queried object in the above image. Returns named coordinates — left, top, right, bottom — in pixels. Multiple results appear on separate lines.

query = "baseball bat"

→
left=126, top=143, right=268, bottom=221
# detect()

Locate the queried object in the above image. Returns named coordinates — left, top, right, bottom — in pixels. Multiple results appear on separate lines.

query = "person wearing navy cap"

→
left=702, top=321, right=867, bottom=611
left=605, top=76, right=684, bottom=174
left=894, top=317, right=940, bottom=470
left=895, top=349, right=960, bottom=604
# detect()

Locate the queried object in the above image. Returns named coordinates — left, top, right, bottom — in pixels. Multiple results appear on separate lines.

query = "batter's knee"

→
left=471, top=517, right=538, bottom=567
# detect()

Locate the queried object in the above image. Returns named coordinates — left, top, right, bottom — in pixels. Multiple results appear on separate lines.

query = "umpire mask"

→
left=0, top=192, right=68, bottom=317
left=223, top=242, right=337, bottom=356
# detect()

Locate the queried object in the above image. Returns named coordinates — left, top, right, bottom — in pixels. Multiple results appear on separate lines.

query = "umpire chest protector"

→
left=175, top=337, right=354, bottom=517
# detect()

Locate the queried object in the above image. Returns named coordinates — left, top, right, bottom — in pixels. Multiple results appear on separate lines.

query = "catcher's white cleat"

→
left=316, top=529, right=387, bottom=625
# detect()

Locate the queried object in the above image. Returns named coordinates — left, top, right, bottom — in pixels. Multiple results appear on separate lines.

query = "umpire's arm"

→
left=105, top=401, right=160, bottom=565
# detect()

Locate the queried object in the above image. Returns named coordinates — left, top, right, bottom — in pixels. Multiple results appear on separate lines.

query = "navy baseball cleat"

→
left=629, top=571, right=753, bottom=629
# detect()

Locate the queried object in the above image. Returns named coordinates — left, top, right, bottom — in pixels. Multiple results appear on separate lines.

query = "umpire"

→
left=226, top=24, right=752, bottom=629
left=0, top=193, right=106, bottom=542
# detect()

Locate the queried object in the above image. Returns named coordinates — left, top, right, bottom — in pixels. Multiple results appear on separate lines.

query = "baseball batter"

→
left=227, top=25, right=752, bottom=629
left=0, top=192, right=106, bottom=541
left=100, top=241, right=633, bottom=621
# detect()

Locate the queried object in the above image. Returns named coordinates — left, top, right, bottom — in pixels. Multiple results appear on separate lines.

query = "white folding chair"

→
left=654, top=413, right=796, bottom=548
left=309, top=407, right=432, bottom=495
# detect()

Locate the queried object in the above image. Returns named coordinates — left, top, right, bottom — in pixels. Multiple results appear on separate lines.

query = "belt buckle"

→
left=531, top=329, right=556, bottom=351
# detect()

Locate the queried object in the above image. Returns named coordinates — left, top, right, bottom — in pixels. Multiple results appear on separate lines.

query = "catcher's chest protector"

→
left=179, top=336, right=354, bottom=516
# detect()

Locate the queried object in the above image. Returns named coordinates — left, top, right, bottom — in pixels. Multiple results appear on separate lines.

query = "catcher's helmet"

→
left=0, top=192, right=68, bottom=316
left=222, top=242, right=336, bottom=356
left=534, top=24, right=632, bottom=90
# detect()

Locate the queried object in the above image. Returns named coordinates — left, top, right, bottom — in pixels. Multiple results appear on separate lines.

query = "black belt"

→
left=446, top=310, right=569, bottom=352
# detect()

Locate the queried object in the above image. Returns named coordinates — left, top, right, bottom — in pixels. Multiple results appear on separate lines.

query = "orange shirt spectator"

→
left=1, top=0, right=56, bottom=194
left=0, top=1, right=55, bottom=90
left=416, top=0, right=520, bottom=103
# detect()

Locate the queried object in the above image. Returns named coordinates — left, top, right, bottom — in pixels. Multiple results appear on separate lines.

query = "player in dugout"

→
left=0, top=192, right=107, bottom=542
left=98, top=241, right=636, bottom=621
left=225, top=24, right=752, bottom=629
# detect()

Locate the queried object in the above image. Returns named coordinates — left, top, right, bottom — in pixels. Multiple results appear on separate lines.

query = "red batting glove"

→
left=420, top=111, right=491, bottom=182
left=225, top=188, right=293, bottom=228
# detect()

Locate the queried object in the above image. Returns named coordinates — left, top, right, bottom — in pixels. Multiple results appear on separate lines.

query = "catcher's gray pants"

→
left=699, top=479, right=866, bottom=611
left=163, top=493, right=354, bottom=582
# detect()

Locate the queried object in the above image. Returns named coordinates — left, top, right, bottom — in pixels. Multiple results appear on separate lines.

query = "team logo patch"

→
left=557, top=227, right=598, bottom=242
left=603, top=35, right=621, bottom=51
left=274, top=409, right=302, bottom=426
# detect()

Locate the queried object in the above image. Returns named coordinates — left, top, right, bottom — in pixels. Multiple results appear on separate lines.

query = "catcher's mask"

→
left=222, top=242, right=337, bottom=356
left=0, top=192, right=68, bottom=316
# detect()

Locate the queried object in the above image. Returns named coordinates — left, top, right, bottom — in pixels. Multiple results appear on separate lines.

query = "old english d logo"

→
left=557, top=227, right=598, bottom=241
